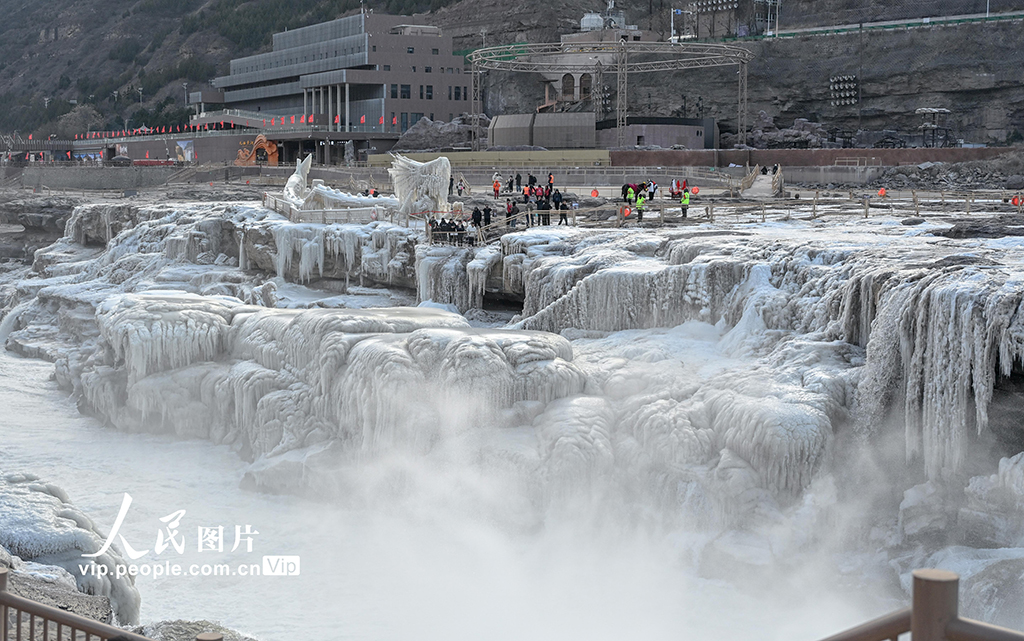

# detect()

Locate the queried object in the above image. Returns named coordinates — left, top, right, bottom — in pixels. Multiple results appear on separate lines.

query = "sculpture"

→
left=387, top=153, right=452, bottom=216
left=283, top=155, right=313, bottom=204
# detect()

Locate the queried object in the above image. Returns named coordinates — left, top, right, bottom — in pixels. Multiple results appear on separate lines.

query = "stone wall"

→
left=20, top=166, right=178, bottom=190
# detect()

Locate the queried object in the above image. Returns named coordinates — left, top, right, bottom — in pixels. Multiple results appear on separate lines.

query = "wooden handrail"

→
left=948, top=618, right=1024, bottom=641
left=740, top=165, right=761, bottom=190
left=815, top=608, right=910, bottom=641
left=816, top=570, right=1024, bottom=641
left=0, top=568, right=153, bottom=641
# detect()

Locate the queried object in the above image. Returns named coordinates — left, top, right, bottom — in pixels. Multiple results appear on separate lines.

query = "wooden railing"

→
left=1, top=567, right=152, bottom=641
left=740, top=165, right=761, bottom=190
left=772, top=167, right=785, bottom=196
left=817, top=569, right=1024, bottom=641
left=0, top=568, right=228, bottom=641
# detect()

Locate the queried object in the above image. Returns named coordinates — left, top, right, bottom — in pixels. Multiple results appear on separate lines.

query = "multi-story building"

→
left=209, top=11, right=469, bottom=135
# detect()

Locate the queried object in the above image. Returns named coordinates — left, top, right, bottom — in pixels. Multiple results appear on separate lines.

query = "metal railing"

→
left=816, top=569, right=1024, bottom=641
left=0, top=568, right=151, bottom=641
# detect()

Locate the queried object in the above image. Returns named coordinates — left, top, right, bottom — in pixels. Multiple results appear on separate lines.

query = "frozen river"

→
left=0, top=344, right=880, bottom=641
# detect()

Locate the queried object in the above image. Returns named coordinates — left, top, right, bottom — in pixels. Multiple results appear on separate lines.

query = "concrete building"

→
left=489, top=114, right=597, bottom=148
left=208, top=11, right=469, bottom=135
left=489, top=113, right=716, bottom=150
left=597, top=117, right=719, bottom=149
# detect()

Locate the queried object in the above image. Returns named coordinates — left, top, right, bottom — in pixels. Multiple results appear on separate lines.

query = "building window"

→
left=449, top=113, right=453, bottom=121
left=383, top=64, right=390, bottom=71
left=432, top=48, right=439, bottom=55
left=440, top=68, right=445, bottom=74
left=448, top=67, right=453, bottom=73
left=400, top=84, right=410, bottom=99
left=426, top=85, right=433, bottom=99
left=464, top=86, right=468, bottom=100
left=430, top=113, right=434, bottom=119
left=456, top=68, right=461, bottom=74
left=454, top=86, right=460, bottom=100
left=419, top=85, right=424, bottom=99
left=407, top=47, right=415, bottom=54
left=425, top=66, right=432, bottom=73
left=401, top=112, right=409, bottom=131
left=412, top=66, right=416, bottom=72
left=391, top=112, right=396, bottom=128
left=372, top=45, right=376, bottom=51
left=391, top=84, right=398, bottom=99
left=448, top=86, right=453, bottom=100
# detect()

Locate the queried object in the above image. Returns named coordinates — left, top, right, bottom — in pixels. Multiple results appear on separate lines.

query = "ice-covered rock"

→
left=0, top=473, right=141, bottom=624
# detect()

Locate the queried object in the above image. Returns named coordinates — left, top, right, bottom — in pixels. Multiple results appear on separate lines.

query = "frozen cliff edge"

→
left=415, top=225, right=1024, bottom=483
left=79, top=293, right=588, bottom=484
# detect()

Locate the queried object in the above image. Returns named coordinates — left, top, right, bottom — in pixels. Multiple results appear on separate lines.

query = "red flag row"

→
left=70, top=112, right=390, bottom=140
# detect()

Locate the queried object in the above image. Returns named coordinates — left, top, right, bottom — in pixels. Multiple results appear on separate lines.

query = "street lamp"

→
left=670, top=8, right=695, bottom=41
left=183, top=82, right=189, bottom=106
left=137, top=87, right=143, bottom=103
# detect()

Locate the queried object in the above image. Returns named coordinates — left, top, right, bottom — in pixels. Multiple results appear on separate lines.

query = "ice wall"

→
left=488, top=227, right=1024, bottom=483
left=80, top=293, right=587, bottom=469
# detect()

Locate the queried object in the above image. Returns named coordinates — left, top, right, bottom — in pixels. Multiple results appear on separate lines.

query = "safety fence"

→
left=0, top=568, right=153, bottom=641
left=815, top=569, right=1024, bottom=641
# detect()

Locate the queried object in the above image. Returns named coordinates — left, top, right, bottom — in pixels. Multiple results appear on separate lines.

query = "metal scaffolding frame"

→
left=617, top=42, right=628, bottom=148
left=468, top=41, right=754, bottom=150
left=738, top=61, right=748, bottom=146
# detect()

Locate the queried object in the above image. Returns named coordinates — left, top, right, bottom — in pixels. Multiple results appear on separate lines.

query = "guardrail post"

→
left=913, top=190, right=919, bottom=216
left=863, top=198, right=869, bottom=218
left=912, top=569, right=959, bottom=641
left=813, top=190, right=819, bottom=218
left=1, top=567, right=7, bottom=641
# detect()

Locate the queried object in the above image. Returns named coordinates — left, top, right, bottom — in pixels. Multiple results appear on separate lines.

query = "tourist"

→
left=510, top=202, right=520, bottom=228
left=552, top=189, right=563, bottom=209
left=449, top=176, right=454, bottom=195
left=636, top=193, right=646, bottom=223
left=528, top=173, right=536, bottom=187
left=493, top=178, right=501, bottom=198
left=507, top=174, right=514, bottom=193
left=547, top=172, right=554, bottom=189
left=472, top=207, right=482, bottom=227
left=483, top=205, right=492, bottom=227
left=680, top=188, right=690, bottom=218
left=621, top=183, right=630, bottom=203
left=457, top=179, right=465, bottom=197
left=626, top=184, right=636, bottom=204
left=648, top=181, right=657, bottom=200
left=515, top=172, right=522, bottom=190
left=558, top=202, right=569, bottom=225
left=505, top=199, right=513, bottom=226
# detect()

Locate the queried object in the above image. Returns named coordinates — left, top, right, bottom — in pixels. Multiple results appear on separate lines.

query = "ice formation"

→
left=0, top=472, right=141, bottom=624
left=387, top=153, right=452, bottom=216
left=79, top=293, right=587, bottom=471
left=410, top=224, right=1024, bottom=485
left=5, top=190, right=1024, bottom=631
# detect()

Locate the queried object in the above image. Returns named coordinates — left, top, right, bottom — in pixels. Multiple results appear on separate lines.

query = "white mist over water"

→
left=0, top=341, right=885, bottom=641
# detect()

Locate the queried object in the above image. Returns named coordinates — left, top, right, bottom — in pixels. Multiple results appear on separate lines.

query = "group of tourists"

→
left=503, top=197, right=569, bottom=228
left=621, top=178, right=693, bottom=222
left=428, top=216, right=470, bottom=244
